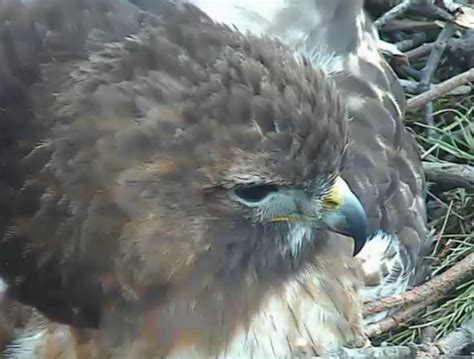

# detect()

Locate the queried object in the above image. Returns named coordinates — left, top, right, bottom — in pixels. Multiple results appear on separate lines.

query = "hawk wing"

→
left=0, top=0, right=149, bottom=328
left=0, top=0, right=432, bottom=356
left=0, top=2, right=370, bottom=356
left=180, top=0, right=432, bottom=318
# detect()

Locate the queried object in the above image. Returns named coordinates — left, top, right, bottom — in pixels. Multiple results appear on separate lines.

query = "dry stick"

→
left=374, top=0, right=423, bottom=29
left=334, top=345, right=414, bottom=358
left=406, top=36, right=474, bottom=60
left=399, top=64, right=423, bottom=81
left=433, top=317, right=474, bottom=355
left=423, top=101, right=436, bottom=137
left=423, top=161, right=474, bottom=190
left=421, top=1, right=455, bottom=22
left=382, top=19, right=441, bottom=31
left=418, top=21, right=458, bottom=138
left=400, top=78, right=471, bottom=95
left=365, top=302, right=427, bottom=337
left=364, top=315, right=473, bottom=355
left=407, top=67, right=474, bottom=110
left=363, top=252, right=474, bottom=316
left=417, top=318, right=474, bottom=356
left=406, top=42, right=434, bottom=60
left=397, top=32, right=428, bottom=52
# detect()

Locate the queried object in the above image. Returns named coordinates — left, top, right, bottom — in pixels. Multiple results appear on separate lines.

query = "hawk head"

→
left=0, top=1, right=371, bottom=355
left=108, top=35, right=368, bottom=295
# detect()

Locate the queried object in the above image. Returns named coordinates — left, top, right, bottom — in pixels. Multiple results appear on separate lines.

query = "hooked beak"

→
left=321, top=177, right=368, bottom=255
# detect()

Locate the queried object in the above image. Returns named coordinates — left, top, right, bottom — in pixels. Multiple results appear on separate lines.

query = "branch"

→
left=406, top=42, right=434, bottom=60
left=405, top=36, right=474, bottom=60
left=417, top=21, right=458, bottom=138
left=400, top=79, right=471, bottom=95
left=374, top=0, right=425, bottom=29
left=434, top=317, right=474, bottom=355
left=420, top=21, right=463, bottom=87
left=365, top=302, right=427, bottom=337
left=363, top=252, right=474, bottom=316
left=298, top=246, right=474, bottom=355
left=397, top=32, right=428, bottom=52
left=418, top=318, right=474, bottom=356
left=339, top=312, right=474, bottom=357
left=423, top=161, right=474, bottom=191
left=331, top=345, right=414, bottom=358
left=382, top=19, right=441, bottom=32
left=407, top=68, right=474, bottom=110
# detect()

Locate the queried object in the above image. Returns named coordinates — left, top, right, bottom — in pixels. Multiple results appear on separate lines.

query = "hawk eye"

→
left=234, top=184, right=278, bottom=203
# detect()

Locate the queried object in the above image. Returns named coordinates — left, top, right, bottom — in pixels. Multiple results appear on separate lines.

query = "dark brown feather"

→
left=0, top=0, right=432, bottom=356
left=0, top=0, right=364, bottom=356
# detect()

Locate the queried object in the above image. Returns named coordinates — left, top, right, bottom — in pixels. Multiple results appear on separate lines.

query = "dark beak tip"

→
left=353, top=232, right=367, bottom=256
left=352, top=213, right=368, bottom=256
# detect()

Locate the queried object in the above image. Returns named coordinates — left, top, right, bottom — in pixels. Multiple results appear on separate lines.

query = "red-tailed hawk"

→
left=184, top=0, right=431, bottom=313
left=0, top=0, right=430, bottom=357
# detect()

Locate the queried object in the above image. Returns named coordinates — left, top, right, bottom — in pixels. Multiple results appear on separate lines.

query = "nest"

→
left=354, top=1, right=474, bottom=356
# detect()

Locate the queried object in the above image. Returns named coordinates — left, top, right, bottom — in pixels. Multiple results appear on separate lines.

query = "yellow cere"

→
left=322, top=176, right=345, bottom=209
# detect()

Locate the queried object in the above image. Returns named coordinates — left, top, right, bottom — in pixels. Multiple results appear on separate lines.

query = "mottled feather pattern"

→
left=182, top=0, right=431, bottom=310
left=357, top=231, right=413, bottom=323
left=0, top=0, right=372, bottom=357
left=0, top=0, right=431, bottom=357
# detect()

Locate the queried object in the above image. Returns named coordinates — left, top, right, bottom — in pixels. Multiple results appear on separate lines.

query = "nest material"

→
left=359, top=0, right=474, bottom=356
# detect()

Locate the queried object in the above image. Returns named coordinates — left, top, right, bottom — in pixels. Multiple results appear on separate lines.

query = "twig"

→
left=417, top=21, right=458, bottom=138
left=374, top=0, right=464, bottom=29
left=418, top=318, right=474, bottom=356
left=363, top=252, right=474, bottom=315
left=398, top=64, right=423, bottom=80
left=419, top=22, right=458, bottom=85
left=420, top=2, right=456, bottom=22
left=374, top=0, right=425, bottom=29
left=382, top=19, right=441, bottom=31
left=423, top=161, right=474, bottom=190
left=331, top=345, right=414, bottom=358
left=406, top=36, right=474, bottom=61
left=406, top=43, right=435, bottom=60
left=407, top=67, right=474, bottom=110
left=400, top=78, right=471, bottom=95
left=422, top=102, right=436, bottom=137
left=433, top=317, right=474, bottom=355
left=334, top=313, right=473, bottom=357
left=397, top=32, right=428, bottom=52
left=338, top=316, right=473, bottom=357
left=365, top=302, right=427, bottom=337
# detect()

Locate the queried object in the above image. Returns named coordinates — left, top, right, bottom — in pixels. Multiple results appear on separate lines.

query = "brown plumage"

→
left=184, top=0, right=431, bottom=305
left=0, top=0, right=430, bottom=357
